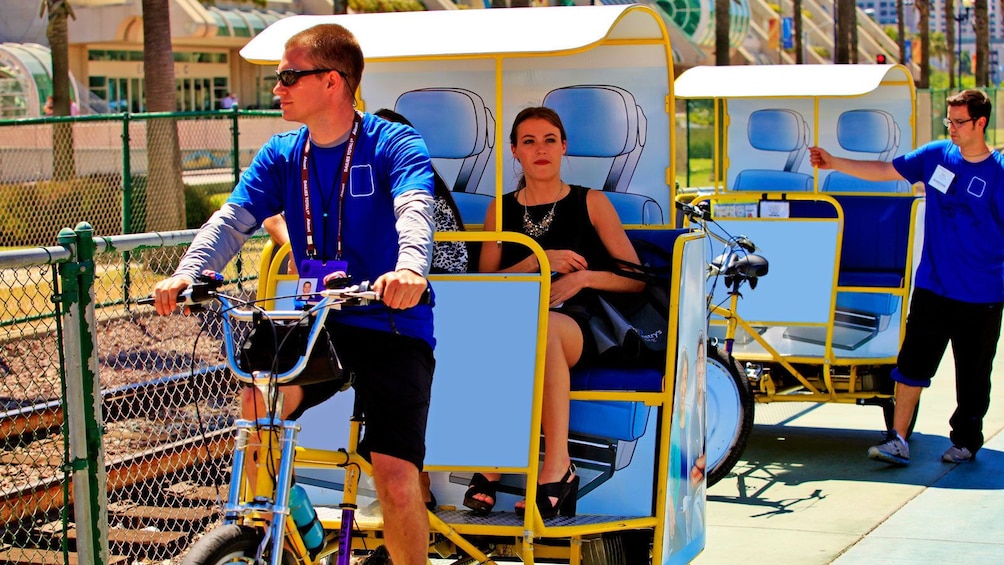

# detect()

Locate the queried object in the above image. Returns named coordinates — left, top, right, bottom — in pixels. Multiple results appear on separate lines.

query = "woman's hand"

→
left=549, top=270, right=588, bottom=307
left=545, top=249, right=587, bottom=274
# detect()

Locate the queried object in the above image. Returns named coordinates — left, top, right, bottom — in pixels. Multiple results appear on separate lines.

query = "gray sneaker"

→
left=942, top=445, right=974, bottom=463
left=868, top=432, right=910, bottom=465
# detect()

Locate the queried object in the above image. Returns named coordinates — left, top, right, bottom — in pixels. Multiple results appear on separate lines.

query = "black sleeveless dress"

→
left=499, top=184, right=614, bottom=365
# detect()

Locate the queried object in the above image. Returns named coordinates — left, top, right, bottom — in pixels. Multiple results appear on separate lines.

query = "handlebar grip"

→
left=137, top=271, right=224, bottom=308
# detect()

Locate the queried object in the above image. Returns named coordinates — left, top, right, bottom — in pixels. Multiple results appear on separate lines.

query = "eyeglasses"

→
left=944, top=117, right=977, bottom=128
left=274, top=68, right=347, bottom=87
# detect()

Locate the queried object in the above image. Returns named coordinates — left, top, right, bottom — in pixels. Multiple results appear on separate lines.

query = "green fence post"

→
left=230, top=109, right=246, bottom=289
left=58, top=222, right=110, bottom=565
left=231, top=107, right=240, bottom=188
left=121, top=113, right=134, bottom=306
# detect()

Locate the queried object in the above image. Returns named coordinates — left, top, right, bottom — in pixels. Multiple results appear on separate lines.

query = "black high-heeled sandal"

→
left=463, top=473, right=500, bottom=515
left=516, top=464, right=579, bottom=520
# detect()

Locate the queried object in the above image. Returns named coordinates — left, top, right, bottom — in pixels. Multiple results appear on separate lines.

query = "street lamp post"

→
left=955, top=0, right=974, bottom=84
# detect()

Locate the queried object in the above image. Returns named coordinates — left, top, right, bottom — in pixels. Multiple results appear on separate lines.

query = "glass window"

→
left=206, top=9, right=230, bottom=37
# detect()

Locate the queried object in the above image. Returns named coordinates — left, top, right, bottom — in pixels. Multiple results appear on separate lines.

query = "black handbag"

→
left=587, top=238, right=673, bottom=369
left=237, top=314, right=350, bottom=389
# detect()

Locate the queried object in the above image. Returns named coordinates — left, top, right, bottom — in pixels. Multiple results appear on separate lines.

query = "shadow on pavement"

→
left=710, top=424, right=1004, bottom=512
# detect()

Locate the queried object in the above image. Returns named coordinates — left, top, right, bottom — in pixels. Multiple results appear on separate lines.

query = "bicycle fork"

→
left=223, top=387, right=307, bottom=565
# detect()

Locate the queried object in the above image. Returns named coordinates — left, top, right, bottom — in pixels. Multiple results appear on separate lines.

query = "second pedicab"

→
left=675, top=63, right=925, bottom=483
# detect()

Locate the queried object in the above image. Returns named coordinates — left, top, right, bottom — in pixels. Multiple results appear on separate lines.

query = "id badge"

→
left=296, top=259, right=349, bottom=307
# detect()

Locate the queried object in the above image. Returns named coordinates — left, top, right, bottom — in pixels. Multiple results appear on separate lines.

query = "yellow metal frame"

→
left=689, top=190, right=921, bottom=405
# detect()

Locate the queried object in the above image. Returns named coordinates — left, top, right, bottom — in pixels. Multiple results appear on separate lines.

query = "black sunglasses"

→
left=274, top=68, right=347, bottom=87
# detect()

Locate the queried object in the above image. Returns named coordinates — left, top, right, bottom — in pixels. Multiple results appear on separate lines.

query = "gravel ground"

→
left=1, top=311, right=238, bottom=494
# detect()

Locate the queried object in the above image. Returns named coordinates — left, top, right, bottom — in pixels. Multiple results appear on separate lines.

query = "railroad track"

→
left=0, top=368, right=239, bottom=564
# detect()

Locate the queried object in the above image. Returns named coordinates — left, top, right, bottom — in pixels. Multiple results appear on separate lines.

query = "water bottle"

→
left=288, top=484, right=324, bottom=553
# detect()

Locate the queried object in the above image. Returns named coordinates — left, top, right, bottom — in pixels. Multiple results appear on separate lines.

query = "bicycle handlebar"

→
left=135, top=271, right=225, bottom=311
left=677, top=199, right=770, bottom=289
left=140, top=271, right=429, bottom=385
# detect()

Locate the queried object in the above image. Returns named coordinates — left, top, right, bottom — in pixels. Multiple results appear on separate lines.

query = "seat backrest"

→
left=731, top=109, right=814, bottom=192
left=394, top=87, right=495, bottom=194
left=746, top=108, right=810, bottom=172
left=837, top=109, right=899, bottom=161
left=543, top=85, right=647, bottom=193
left=822, top=109, right=908, bottom=193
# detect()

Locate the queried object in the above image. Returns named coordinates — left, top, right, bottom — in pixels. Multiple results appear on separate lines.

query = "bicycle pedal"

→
left=359, top=545, right=392, bottom=565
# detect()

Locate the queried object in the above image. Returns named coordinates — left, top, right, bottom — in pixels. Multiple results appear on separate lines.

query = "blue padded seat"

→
left=566, top=229, right=683, bottom=394
left=570, top=366, right=663, bottom=392
left=394, top=88, right=495, bottom=226
left=835, top=195, right=915, bottom=315
left=823, top=109, right=909, bottom=194
left=566, top=229, right=684, bottom=443
left=569, top=399, right=650, bottom=442
left=733, top=109, right=813, bottom=192
left=544, top=85, right=663, bottom=224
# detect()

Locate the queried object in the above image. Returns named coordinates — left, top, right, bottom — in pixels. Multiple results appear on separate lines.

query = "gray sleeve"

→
left=393, top=189, right=434, bottom=276
left=173, top=202, right=260, bottom=281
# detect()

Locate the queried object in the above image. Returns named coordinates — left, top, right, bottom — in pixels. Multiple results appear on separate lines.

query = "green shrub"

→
left=184, top=185, right=217, bottom=230
left=0, top=175, right=122, bottom=246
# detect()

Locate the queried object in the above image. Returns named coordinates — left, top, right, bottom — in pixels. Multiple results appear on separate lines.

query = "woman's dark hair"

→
left=509, top=106, right=568, bottom=190
left=374, top=108, right=465, bottom=230
left=509, top=106, right=567, bottom=146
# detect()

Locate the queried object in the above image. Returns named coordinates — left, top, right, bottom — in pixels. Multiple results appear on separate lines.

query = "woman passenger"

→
left=464, top=107, right=643, bottom=519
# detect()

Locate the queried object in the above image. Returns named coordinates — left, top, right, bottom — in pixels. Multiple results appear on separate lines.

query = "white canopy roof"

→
left=240, top=5, right=667, bottom=65
left=674, top=64, right=913, bottom=99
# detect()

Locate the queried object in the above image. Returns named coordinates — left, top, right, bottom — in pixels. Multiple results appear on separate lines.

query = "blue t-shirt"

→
left=228, top=113, right=436, bottom=347
left=893, top=139, right=1004, bottom=303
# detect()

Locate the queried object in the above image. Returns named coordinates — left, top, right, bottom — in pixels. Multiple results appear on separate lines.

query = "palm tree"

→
left=931, top=31, right=952, bottom=74
left=141, top=0, right=185, bottom=232
left=42, top=0, right=76, bottom=182
left=917, top=0, right=931, bottom=88
left=836, top=0, right=856, bottom=63
left=974, top=0, right=989, bottom=86
left=794, top=0, right=804, bottom=64
left=715, top=0, right=729, bottom=65
left=896, top=0, right=906, bottom=62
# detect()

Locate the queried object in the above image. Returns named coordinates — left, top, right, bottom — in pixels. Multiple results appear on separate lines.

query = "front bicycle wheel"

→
left=705, top=345, right=754, bottom=486
left=181, top=524, right=298, bottom=565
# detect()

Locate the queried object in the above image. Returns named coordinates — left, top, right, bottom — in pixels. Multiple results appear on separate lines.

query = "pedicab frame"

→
left=242, top=5, right=707, bottom=564
left=675, top=64, right=925, bottom=476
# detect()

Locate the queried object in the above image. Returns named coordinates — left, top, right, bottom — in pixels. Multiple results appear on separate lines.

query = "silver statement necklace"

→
left=522, top=184, right=563, bottom=238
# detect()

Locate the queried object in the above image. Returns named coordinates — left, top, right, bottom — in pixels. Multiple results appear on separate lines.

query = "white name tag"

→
left=929, top=165, right=954, bottom=194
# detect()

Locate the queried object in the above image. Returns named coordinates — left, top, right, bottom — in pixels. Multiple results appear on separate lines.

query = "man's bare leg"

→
left=371, top=451, right=428, bottom=565
left=893, top=382, right=922, bottom=439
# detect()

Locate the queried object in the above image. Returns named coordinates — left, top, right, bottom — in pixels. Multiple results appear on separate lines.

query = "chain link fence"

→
left=0, top=109, right=293, bottom=564
left=1, top=231, right=269, bottom=564
left=0, top=110, right=293, bottom=247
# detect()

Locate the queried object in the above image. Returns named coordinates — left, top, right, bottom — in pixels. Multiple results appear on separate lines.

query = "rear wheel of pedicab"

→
left=705, top=345, right=754, bottom=486
left=181, top=524, right=298, bottom=565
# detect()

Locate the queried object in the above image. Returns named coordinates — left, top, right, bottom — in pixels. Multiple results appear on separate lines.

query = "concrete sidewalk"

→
left=694, top=334, right=1004, bottom=564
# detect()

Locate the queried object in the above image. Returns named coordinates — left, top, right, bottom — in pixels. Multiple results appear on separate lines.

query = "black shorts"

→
left=283, top=323, right=435, bottom=470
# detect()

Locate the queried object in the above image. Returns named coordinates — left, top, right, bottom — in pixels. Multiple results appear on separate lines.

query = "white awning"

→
left=240, top=5, right=667, bottom=64
left=675, top=64, right=913, bottom=98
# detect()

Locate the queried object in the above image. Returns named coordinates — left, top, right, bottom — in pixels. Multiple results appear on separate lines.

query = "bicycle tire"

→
left=180, top=524, right=297, bottom=565
left=705, top=344, right=755, bottom=486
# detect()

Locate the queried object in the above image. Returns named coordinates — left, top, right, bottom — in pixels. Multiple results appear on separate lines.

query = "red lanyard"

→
left=300, top=111, right=362, bottom=259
